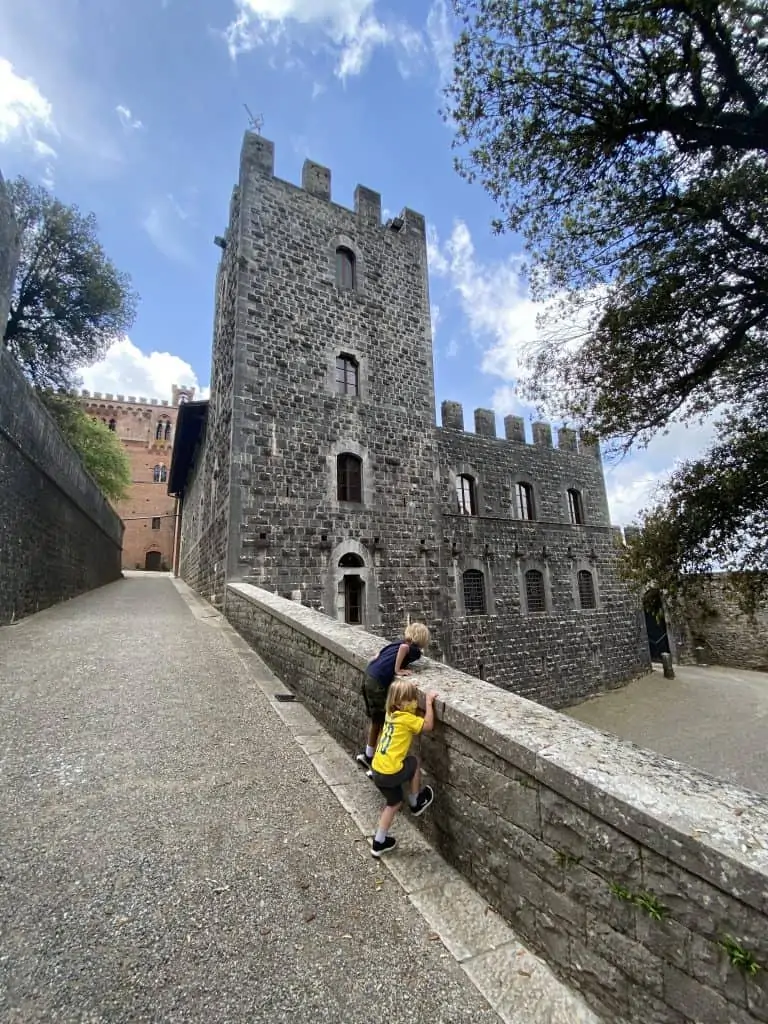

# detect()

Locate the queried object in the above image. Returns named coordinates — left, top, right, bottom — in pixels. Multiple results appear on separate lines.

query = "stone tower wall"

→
left=221, top=133, right=441, bottom=634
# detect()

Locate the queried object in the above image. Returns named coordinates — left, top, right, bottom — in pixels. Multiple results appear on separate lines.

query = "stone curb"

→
left=171, top=577, right=600, bottom=1024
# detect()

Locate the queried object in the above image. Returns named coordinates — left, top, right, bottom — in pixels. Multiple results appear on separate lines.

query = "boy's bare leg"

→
left=409, top=765, right=422, bottom=803
left=367, top=722, right=382, bottom=750
left=376, top=801, right=401, bottom=836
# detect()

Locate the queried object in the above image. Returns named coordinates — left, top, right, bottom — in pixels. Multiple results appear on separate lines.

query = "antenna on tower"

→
left=243, top=104, right=264, bottom=135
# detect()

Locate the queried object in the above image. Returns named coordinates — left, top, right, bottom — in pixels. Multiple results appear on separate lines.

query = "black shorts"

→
left=361, top=673, right=388, bottom=725
left=371, top=754, right=418, bottom=806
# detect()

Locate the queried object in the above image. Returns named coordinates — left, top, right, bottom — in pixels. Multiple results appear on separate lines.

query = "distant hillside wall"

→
left=0, top=344, right=124, bottom=624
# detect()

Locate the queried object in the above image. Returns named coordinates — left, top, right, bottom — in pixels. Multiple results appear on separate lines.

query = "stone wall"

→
left=671, top=574, right=768, bottom=671
left=225, top=581, right=768, bottom=1024
left=435, top=419, right=649, bottom=705
left=177, top=187, right=240, bottom=606
left=0, top=346, right=124, bottom=624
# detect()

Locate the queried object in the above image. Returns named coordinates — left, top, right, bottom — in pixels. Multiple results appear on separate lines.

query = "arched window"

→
left=456, top=474, right=477, bottom=516
left=153, top=464, right=167, bottom=484
left=344, top=575, right=364, bottom=624
left=335, top=354, right=359, bottom=396
left=515, top=482, right=535, bottom=521
left=525, top=569, right=546, bottom=613
left=164, top=422, right=172, bottom=441
left=578, top=570, right=597, bottom=610
left=568, top=488, right=585, bottom=525
left=155, top=421, right=164, bottom=440
left=108, top=419, right=117, bottom=432
left=339, top=552, right=364, bottom=568
left=463, top=569, right=486, bottom=615
left=336, top=247, right=356, bottom=290
left=337, top=453, right=362, bottom=503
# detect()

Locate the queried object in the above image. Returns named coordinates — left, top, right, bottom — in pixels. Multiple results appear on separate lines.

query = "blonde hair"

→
left=404, top=622, right=430, bottom=648
left=386, top=679, right=419, bottom=714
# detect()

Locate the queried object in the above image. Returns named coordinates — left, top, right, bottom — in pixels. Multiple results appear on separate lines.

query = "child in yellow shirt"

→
left=369, top=679, right=438, bottom=857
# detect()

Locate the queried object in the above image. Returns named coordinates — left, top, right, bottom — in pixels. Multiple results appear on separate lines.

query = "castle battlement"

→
left=239, top=131, right=425, bottom=236
left=78, top=386, right=194, bottom=409
left=439, top=401, right=601, bottom=460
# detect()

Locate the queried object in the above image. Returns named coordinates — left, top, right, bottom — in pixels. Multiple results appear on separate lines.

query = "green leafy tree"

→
left=41, top=392, right=131, bottom=504
left=446, top=0, right=768, bottom=596
left=3, top=177, right=137, bottom=390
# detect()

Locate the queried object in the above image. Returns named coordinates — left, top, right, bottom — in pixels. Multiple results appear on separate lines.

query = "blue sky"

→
left=0, top=0, right=716, bottom=524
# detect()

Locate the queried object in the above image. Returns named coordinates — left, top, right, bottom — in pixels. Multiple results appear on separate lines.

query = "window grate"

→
left=337, top=453, right=362, bottom=503
left=463, top=569, right=486, bottom=615
left=344, top=576, right=364, bottom=623
left=578, top=570, right=597, bottom=610
left=525, top=569, right=546, bottom=613
left=515, top=482, right=535, bottom=521
left=335, top=355, right=359, bottom=396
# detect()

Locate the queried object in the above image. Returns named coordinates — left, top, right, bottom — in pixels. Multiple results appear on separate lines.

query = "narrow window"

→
left=151, top=517, right=161, bottom=530
left=568, top=488, right=585, bottom=525
left=456, top=474, right=477, bottom=516
left=344, top=575, right=364, bottom=624
left=337, top=453, right=362, bottom=503
left=108, top=418, right=117, bottom=432
left=164, top=422, right=172, bottom=441
left=515, top=482, right=535, bottom=521
left=153, top=464, right=167, bottom=484
left=463, top=569, right=486, bottom=615
left=336, top=247, right=356, bottom=290
left=525, top=569, right=546, bottom=613
left=335, top=355, right=359, bottom=396
left=578, top=570, right=597, bottom=610
left=155, top=421, right=164, bottom=440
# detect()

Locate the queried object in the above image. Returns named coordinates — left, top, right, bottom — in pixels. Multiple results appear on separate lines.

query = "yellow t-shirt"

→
left=372, top=703, right=424, bottom=776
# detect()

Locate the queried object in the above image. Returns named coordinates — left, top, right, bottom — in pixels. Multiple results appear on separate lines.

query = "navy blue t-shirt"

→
left=366, top=640, right=422, bottom=687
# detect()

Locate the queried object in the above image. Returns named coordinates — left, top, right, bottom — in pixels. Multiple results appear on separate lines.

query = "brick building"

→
left=169, top=132, right=650, bottom=708
left=80, top=385, right=194, bottom=571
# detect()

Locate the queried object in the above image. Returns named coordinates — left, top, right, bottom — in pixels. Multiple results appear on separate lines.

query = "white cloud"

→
left=429, top=220, right=539, bottom=378
left=224, top=0, right=422, bottom=78
left=142, top=194, right=193, bottom=264
left=0, top=57, right=58, bottom=181
left=80, top=337, right=208, bottom=402
left=116, top=104, right=143, bottom=131
left=426, top=0, right=453, bottom=86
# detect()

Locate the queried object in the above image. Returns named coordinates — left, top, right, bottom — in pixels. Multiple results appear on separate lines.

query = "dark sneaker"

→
left=410, top=785, right=434, bottom=818
left=355, top=751, right=372, bottom=770
left=371, top=836, right=397, bottom=858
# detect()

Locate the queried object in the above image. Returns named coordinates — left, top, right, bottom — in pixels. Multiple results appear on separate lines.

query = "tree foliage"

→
left=41, top=392, right=131, bottom=504
left=3, top=178, right=137, bottom=391
left=447, top=0, right=768, bottom=595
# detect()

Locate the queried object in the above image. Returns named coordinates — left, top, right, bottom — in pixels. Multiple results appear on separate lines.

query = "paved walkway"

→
left=0, top=576, right=597, bottom=1024
left=567, top=663, right=768, bottom=796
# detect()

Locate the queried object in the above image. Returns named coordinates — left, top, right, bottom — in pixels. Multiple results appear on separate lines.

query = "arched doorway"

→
left=644, top=589, right=670, bottom=662
left=145, top=550, right=162, bottom=571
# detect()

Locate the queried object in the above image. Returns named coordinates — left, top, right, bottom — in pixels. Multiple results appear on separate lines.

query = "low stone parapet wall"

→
left=226, top=581, right=768, bottom=1024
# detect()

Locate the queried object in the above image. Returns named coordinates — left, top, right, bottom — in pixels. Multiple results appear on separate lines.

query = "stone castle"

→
left=77, top=386, right=194, bottom=572
left=170, top=132, right=650, bottom=707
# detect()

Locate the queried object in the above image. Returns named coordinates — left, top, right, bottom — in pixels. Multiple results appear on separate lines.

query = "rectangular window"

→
left=515, top=482, right=535, bottom=521
left=337, top=454, right=363, bottom=503
left=335, top=356, right=359, bottom=396
left=568, top=489, right=585, bottom=525
left=151, top=517, right=161, bottom=530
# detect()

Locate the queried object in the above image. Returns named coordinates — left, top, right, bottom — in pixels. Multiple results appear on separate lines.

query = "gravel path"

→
left=0, top=576, right=499, bottom=1023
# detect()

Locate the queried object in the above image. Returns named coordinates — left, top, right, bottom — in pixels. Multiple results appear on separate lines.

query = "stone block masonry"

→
left=0, top=345, right=124, bottom=624
left=225, top=582, right=768, bottom=1024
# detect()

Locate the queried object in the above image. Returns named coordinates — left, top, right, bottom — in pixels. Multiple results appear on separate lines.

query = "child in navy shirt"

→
left=355, top=622, right=430, bottom=771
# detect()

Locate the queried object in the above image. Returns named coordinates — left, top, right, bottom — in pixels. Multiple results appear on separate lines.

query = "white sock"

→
left=366, top=745, right=375, bottom=758
left=408, top=792, right=418, bottom=808
left=375, top=828, right=387, bottom=844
